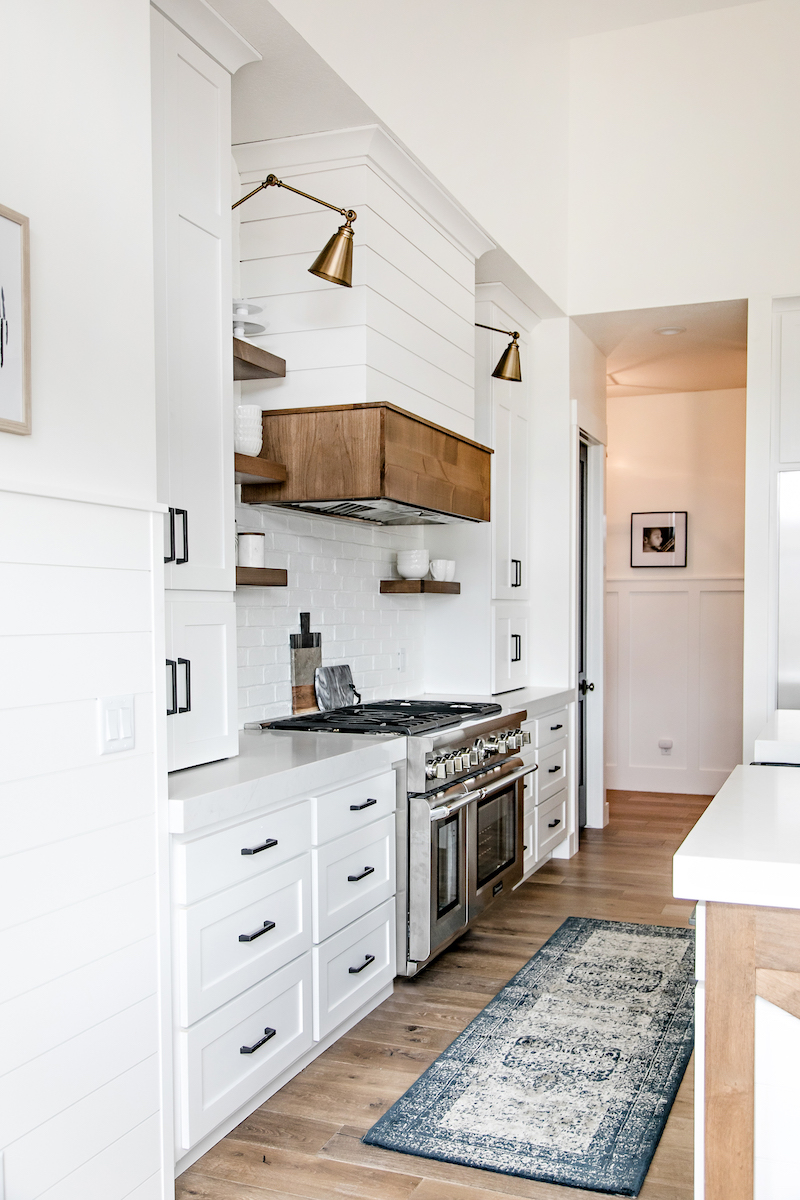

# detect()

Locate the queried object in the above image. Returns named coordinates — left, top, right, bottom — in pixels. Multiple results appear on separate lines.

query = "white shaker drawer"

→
left=313, top=898, right=396, bottom=1041
left=312, top=815, right=395, bottom=943
left=176, top=854, right=312, bottom=1026
left=536, top=788, right=567, bottom=859
left=311, top=770, right=396, bottom=846
left=177, top=952, right=313, bottom=1149
left=533, top=708, right=568, bottom=749
left=536, top=738, right=568, bottom=804
left=173, top=800, right=311, bottom=905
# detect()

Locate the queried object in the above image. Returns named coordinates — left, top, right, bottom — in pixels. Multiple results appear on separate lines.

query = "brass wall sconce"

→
left=233, top=174, right=357, bottom=288
left=475, top=322, right=522, bottom=382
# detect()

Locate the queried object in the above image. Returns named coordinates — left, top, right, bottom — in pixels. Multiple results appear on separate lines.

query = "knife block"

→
left=289, top=612, right=321, bottom=713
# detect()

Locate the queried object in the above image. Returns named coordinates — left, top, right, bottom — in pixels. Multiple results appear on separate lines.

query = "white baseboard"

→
left=606, top=764, right=730, bottom=796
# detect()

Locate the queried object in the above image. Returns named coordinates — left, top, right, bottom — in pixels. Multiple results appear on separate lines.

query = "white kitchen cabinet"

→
left=166, top=598, right=237, bottom=772
left=493, top=603, right=530, bottom=694
left=152, top=12, right=235, bottom=593
left=491, top=377, right=530, bottom=601
left=171, top=762, right=397, bottom=1164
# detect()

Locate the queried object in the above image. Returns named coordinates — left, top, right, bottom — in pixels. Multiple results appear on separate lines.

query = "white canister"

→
left=237, top=531, right=266, bottom=568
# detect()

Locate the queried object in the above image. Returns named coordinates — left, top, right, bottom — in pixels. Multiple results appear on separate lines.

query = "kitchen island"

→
left=674, top=763, right=800, bottom=1200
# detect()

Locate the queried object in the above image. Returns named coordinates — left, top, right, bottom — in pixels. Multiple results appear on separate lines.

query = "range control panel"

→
left=425, top=727, right=531, bottom=781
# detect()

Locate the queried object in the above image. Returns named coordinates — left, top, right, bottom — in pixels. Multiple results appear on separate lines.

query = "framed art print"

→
left=0, top=202, right=31, bottom=435
left=631, top=511, right=687, bottom=567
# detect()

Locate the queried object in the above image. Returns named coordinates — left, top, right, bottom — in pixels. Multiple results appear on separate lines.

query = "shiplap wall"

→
left=232, top=126, right=493, bottom=440
left=0, top=490, right=163, bottom=1200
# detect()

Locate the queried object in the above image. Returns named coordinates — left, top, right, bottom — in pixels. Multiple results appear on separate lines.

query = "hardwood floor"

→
left=177, top=789, right=712, bottom=1200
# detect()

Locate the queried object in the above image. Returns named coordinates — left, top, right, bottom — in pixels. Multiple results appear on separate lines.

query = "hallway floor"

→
left=177, top=790, right=712, bottom=1200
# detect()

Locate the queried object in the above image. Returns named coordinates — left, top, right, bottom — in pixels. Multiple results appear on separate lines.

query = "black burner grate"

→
left=265, top=699, right=502, bottom=736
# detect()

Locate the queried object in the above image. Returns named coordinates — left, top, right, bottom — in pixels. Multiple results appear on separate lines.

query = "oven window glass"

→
left=476, top=787, right=516, bottom=889
left=437, top=813, right=460, bottom=918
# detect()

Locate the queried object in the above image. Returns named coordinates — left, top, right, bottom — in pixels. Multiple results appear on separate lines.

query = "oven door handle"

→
left=428, top=759, right=537, bottom=821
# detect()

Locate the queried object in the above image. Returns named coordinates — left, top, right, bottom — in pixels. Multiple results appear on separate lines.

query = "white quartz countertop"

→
left=673, top=764, right=800, bottom=909
left=168, top=730, right=403, bottom=835
left=415, top=686, right=575, bottom=718
left=754, top=709, right=800, bottom=764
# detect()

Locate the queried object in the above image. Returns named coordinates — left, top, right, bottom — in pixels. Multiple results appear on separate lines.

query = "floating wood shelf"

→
left=234, top=452, right=287, bottom=485
left=236, top=567, right=288, bottom=587
left=233, top=336, right=286, bottom=381
left=380, top=579, right=460, bottom=594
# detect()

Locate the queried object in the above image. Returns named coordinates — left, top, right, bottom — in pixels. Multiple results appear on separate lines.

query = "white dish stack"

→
left=234, top=405, right=263, bottom=456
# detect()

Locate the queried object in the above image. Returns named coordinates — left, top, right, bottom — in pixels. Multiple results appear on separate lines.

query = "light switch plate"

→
left=98, top=695, right=135, bottom=754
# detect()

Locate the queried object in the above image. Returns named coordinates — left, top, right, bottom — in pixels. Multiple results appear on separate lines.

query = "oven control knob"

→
left=445, top=756, right=456, bottom=775
left=426, top=760, right=439, bottom=779
left=522, top=729, right=532, bottom=745
left=508, top=732, right=521, bottom=750
left=497, top=736, right=508, bottom=754
left=435, top=759, right=447, bottom=779
left=469, top=742, right=481, bottom=766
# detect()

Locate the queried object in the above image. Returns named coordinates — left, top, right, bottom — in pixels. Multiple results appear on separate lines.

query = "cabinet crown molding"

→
left=151, top=0, right=261, bottom=74
left=233, top=125, right=495, bottom=262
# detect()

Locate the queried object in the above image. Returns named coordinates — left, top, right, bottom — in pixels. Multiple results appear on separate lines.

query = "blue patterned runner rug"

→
left=364, top=917, right=695, bottom=1196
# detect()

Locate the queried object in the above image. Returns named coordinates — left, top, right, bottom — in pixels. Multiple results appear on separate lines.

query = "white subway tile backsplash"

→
left=235, top=503, right=425, bottom=723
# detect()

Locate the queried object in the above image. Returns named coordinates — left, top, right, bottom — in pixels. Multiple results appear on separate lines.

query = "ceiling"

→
left=210, top=0, right=763, bottom=145
left=572, top=299, right=748, bottom=396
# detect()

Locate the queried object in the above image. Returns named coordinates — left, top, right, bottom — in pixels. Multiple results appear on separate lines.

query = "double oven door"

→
left=408, top=758, right=533, bottom=966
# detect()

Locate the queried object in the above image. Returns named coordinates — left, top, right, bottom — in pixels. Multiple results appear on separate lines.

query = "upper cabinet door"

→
left=152, top=13, right=234, bottom=591
left=492, top=377, right=530, bottom=602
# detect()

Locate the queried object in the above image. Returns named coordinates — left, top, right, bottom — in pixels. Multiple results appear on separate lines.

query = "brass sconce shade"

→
left=309, top=221, right=354, bottom=287
left=233, top=174, right=356, bottom=288
left=475, top=322, right=522, bottom=382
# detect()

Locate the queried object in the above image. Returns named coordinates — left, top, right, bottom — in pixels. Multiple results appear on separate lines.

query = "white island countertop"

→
left=673, top=763, right=800, bottom=909
left=169, top=730, right=403, bottom=834
left=416, top=686, right=575, bottom=718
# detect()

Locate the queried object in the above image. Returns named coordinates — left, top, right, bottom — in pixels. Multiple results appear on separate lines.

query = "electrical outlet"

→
left=397, top=647, right=407, bottom=673
left=98, top=695, right=135, bottom=755
left=658, top=738, right=673, bottom=756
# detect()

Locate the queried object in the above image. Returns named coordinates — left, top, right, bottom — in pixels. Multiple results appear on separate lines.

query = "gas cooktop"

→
left=258, top=699, right=503, bottom=736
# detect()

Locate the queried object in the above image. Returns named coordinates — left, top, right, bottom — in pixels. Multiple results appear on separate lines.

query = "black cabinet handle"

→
left=164, top=508, right=176, bottom=564
left=239, top=919, right=276, bottom=943
left=175, top=508, right=189, bottom=564
left=348, top=866, right=375, bottom=882
left=548, top=818, right=561, bottom=828
left=548, top=765, right=561, bottom=773
left=177, top=657, right=191, bottom=713
left=348, top=954, right=376, bottom=974
left=240, top=1027, right=276, bottom=1055
left=550, top=723, right=563, bottom=731
left=166, top=659, right=178, bottom=715
left=511, top=558, right=522, bottom=587
left=241, top=837, right=278, bottom=856
left=511, top=633, right=522, bottom=663
left=350, top=797, right=378, bottom=812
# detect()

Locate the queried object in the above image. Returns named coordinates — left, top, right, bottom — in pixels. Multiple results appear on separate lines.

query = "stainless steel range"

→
left=257, top=699, right=537, bottom=975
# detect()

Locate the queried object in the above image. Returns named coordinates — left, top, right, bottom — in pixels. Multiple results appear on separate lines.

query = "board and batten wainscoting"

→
left=606, top=577, right=744, bottom=794
left=605, top=387, right=746, bottom=795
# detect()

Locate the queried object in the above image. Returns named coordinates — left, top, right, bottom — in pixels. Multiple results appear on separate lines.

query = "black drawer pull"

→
left=511, top=633, right=522, bottom=663
left=548, top=818, right=561, bottom=828
left=348, top=866, right=375, bottom=882
left=175, top=508, right=189, bottom=564
left=349, top=954, right=376, bottom=974
left=550, top=723, right=563, bottom=731
left=240, top=1027, right=276, bottom=1055
left=177, top=657, right=191, bottom=713
left=241, top=838, right=278, bottom=856
left=511, top=558, right=522, bottom=587
left=166, top=658, right=177, bottom=716
left=164, top=508, right=176, bottom=564
left=239, top=919, right=276, bottom=943
left=548, top=765, right=561, bottom=773
left=350, top=797, right=378, bottom=812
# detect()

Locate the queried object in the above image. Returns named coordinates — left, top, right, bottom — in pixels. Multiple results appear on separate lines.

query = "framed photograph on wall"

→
left=0, top=202, right=31, bottom=435
left=631, top=511, right=687, bottom=567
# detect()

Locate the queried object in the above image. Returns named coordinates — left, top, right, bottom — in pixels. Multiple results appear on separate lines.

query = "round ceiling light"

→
left=655, top=326, right=686, bottom=335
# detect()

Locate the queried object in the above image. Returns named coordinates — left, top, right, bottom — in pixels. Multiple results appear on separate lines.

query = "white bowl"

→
left=235, top=404, right=262, bottom=421
left=234, top=433, right=263, bottom=455
left=396, top=549, right=429, bottom=579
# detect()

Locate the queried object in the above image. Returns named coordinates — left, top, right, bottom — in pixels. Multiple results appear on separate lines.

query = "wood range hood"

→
left=240, top=403, right=492, bottom=525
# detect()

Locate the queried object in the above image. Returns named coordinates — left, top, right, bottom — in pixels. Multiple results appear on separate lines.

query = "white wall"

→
left=605, top=389, right=745, bottom=794
left=568, top=0, right=800, bottom=314
left=0, top=4, right=164, bottom=1198
left=235, top=505, right=425, bottom=724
